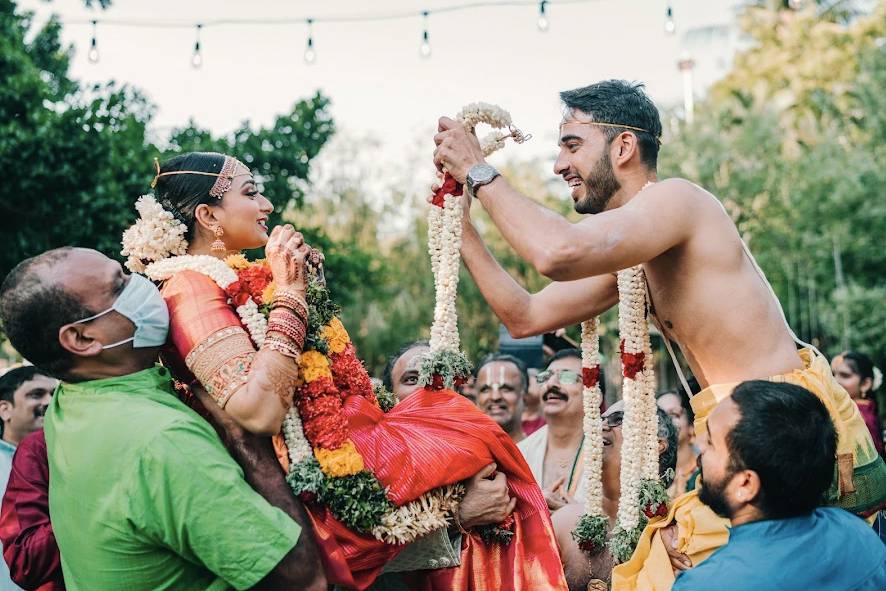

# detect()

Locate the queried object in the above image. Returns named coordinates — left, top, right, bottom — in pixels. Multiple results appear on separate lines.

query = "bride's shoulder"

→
left=160, top=269, right=225, bottom=299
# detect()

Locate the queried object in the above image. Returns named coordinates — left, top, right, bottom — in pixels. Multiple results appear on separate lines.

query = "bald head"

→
left=1, top=248, right=108, bottom=378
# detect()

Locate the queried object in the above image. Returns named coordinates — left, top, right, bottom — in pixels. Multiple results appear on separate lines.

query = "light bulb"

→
left=664, top=7, right=676, bottom=35
left=191, top=51, right=203, bottom=68
left=537, top=16, right=549, bottom=31
left=420, top=41, right=431, bottom=58
left=88, top=20, right=99, bottom=64
left=304, top=43, right=316, bottom=64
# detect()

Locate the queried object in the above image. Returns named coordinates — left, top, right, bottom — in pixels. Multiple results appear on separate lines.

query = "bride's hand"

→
left=265, top=224, right=310, bottom=294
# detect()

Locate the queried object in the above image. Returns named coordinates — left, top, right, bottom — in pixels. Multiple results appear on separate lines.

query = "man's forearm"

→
left=229, top=436, right=325, bottom=590
left=460, top=219, right=534, bottom=336
left=475, top=176, right=578, bottom=277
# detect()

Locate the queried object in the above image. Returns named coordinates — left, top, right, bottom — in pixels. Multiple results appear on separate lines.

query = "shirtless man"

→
left=433, top=79, right=885, bottom=585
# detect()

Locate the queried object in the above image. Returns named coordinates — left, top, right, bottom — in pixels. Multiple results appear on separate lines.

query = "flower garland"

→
left=144, top=253, right=463, bottom=544
left=574, top=182, right=670, bottom=563
left=420, top=102, right=524, bottom=389
left=121, top=195, right=188, bottom=273
left=571, top=318, right=608, bottom=554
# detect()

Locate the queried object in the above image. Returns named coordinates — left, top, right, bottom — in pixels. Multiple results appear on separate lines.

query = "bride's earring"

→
left=211, top=225, right=226, bottom=254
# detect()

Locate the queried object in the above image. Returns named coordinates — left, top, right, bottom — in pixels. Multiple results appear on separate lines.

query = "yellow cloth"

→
left=611, top=348, right=886, bottom=591
left=611, top=492, right=729, bottom=591
left=691, top=348, right=880, bottom=501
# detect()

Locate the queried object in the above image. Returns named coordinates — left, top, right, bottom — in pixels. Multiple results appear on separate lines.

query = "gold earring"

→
left=211, top=225, right=226, bottom=254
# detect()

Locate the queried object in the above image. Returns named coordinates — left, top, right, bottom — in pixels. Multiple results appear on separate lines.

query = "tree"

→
left=659, top=1, right=886, bottom=398
left=0, top=0, right=154, bottom=278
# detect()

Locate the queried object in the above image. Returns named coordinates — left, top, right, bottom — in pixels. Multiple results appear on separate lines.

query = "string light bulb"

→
left=537, top=1, right=549, bottom=32
left=304, top=18, right=316, bottom=64
left=87, top=19, right=99, bottom=63
left=420, top=11, right=431, bottom=58
left=664, top=5, right=676, bottom=35
left=191, top=24, right=203, bottom=68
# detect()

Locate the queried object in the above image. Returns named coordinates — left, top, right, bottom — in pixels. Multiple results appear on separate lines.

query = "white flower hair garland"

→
left=420, top=102, right=529, bottom=389
left=120, top=195, right=189, bottom=273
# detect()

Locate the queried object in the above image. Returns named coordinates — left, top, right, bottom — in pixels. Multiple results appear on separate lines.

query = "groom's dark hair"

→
left=560, top=80, right=662, bottom=169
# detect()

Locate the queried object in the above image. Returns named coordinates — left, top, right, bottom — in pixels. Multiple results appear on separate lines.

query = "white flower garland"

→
left=371, top=483, right=465, bottom=545
left=563, top=183, right=660, bottom=562
left=613, top=265, right=650, bottom=534
left=121, top=195, right=189, bottom=273
left=144, top=253, right=460, bottom=546
left=427, top=103, right=514, bottom=359
left=581, top=318, right=605, bottom=517
left=428, top=194, right=464, bottom=353
left=143, top=255, right=268, bottom=347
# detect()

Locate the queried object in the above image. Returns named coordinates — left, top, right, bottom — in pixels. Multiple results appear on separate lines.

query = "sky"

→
left=20, top=0, right=746, bottom=165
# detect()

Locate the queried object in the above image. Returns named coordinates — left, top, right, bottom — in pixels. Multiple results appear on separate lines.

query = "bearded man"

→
left=432, top=79, right=885, bottom=586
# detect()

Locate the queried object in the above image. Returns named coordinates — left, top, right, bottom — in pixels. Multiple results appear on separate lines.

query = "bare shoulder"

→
left=637, top=178, right=730, bottom=225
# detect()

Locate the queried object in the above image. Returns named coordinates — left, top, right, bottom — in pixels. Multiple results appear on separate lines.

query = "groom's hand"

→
left=433, top=116, right=485, bottom=184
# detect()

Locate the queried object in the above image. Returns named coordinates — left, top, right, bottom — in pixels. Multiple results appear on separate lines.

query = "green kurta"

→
left=44, top=366, right=300, bottom=591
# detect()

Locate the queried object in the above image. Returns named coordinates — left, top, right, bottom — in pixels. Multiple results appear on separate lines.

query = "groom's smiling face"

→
left=554, top=111, right=622, bottom=215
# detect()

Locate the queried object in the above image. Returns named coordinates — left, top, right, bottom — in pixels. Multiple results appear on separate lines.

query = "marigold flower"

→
left=225, top=253, right=251, bottom=270
left=330, top=345, right=374, bottom=400
left=314, top=440, right=365, bottom=477
left=302, top=414, right=348, bottom=449
left=261, top=281, right=277, bottom=306
left=321, top=317, right=350, bottom=355
left=300, top=351, right=332, bottom=383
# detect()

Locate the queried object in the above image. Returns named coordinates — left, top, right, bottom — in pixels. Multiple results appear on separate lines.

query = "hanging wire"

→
left=59, top=0, right=597, bottom=29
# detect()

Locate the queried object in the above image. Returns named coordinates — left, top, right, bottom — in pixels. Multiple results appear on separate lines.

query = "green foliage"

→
left=0, top=2, right=153, bottom=278
left=373, top=383, right=398, bottom=413
left=659, top=1, right=886, bottom=382
left=571, top=513, right=608, bottom=554
left=0, top=0, right=335, bottom=290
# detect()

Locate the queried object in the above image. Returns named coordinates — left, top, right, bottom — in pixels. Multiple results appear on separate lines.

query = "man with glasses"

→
left=552, top=401, right=677, bottom=589
left=518, top=349, right=596, bottom=511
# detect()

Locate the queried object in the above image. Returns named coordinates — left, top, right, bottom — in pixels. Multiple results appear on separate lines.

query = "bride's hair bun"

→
left=120, top=195, right=189, bottom=272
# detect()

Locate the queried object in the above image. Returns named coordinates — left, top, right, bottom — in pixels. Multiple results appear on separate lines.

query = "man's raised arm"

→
left=434, top=117, right=696, bottom=281
left=460, top=214, right=617, bottom=338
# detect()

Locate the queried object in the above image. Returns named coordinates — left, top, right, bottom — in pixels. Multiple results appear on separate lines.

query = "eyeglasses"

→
left=536, top=369, right=581, bottom=385
left=602, top=410, right=624, bottom=428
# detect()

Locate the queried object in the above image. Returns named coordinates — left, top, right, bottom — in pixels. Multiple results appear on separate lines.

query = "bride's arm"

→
left=166, top=227, right=311, bottom=435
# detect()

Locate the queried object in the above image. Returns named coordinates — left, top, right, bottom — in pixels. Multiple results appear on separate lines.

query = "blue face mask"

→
left=73, top=274, right=170, bottom=349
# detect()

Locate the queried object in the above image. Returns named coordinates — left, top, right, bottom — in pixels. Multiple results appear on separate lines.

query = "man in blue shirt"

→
left=674, top=380, right=886, bottom=591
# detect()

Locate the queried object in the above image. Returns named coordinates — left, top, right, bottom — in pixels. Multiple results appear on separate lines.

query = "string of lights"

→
left=76, top=1, right=677, bottom=67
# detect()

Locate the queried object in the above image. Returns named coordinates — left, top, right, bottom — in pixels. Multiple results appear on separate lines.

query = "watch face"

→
left=471, top=164, right=496, bottom=184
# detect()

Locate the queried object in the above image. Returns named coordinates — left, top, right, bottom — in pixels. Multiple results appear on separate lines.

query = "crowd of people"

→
left=0, top=78, right=883, bottom=590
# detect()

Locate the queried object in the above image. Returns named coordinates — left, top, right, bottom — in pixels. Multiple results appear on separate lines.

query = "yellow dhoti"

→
left=612, top=348, right=886, bottom=591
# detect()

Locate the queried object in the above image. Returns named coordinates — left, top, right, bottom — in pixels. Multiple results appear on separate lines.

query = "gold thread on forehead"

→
left=561, top=121, right=662, bottom=145
left=149, top=156, right=253, bottom=197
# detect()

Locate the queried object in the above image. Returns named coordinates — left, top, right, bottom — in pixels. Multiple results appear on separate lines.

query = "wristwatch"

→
left=466, top=163, right=500, bottom=198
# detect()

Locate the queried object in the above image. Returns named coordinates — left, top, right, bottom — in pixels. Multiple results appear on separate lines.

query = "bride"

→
left=121, top=151, right=567, bottom=591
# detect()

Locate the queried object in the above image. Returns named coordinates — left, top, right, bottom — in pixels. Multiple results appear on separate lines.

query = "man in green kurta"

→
left=0, top=247, right=325, bottom=590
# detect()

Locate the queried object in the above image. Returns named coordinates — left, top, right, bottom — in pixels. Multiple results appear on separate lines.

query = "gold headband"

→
left=564, top=121, right=662, bottom=145
left=150, top=156, right=252, bottom=198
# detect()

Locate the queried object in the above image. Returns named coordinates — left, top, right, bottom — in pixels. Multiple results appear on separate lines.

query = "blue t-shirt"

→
left=673, top=507, right=886, bottom=591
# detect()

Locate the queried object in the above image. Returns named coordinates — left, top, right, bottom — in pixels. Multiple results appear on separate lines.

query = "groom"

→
left=433, top=79, right=886, bottom=583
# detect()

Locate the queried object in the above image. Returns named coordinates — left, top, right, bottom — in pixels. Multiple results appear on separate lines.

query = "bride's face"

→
left=213, top=164, right=274, bottom=251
